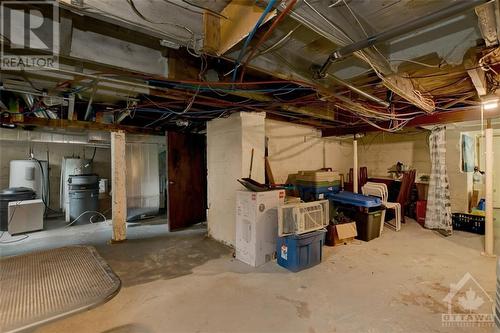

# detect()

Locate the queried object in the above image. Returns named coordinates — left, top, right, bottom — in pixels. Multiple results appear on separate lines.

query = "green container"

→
left=354, top=210, right=383, bottom=242
left=295, top=179, right=340, bottom=187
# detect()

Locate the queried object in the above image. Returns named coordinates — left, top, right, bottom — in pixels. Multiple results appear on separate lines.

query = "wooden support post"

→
left=353, top=139, right=358, bottom=194
left=483, top=119, right=494, bottom=256
left=111, top=131, right=127, bottom=242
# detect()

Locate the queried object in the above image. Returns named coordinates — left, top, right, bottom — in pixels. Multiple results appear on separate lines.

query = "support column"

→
left=206, top=112, right=265, bottom=246
left=484, top=120, right=494, bottom=255
left=353, top=139, right=358, bottom=193
left=111, top=130, right=127, bottom=242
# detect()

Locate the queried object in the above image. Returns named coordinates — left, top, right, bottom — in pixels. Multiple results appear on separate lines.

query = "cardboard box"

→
left=333, top=222, right=357, bottom=246
left=284, top=196, right=301, bottom=204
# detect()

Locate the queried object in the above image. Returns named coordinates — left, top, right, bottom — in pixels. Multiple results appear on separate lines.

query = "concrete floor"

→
left=1, top=214, right=498, bottom=333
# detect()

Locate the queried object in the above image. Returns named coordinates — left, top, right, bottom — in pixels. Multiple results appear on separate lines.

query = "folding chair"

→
left=363, top=182, right=401, bottom=232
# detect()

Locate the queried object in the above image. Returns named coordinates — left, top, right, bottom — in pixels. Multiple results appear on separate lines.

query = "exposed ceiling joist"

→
left=465, top=51, right=488, bottom=97
left=321, top=107, right=500, bottom=137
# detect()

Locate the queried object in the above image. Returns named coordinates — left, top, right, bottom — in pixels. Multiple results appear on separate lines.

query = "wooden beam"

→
left=467, top=68, right=487, bottom=96
left=441, top=92, right=476, bottom=109
left=321, top=107, right=500, bottom=136
left=203, top=12, right=220, bottom=55
left=7, top=117, right=162, bottom=135
left=218, top=0, right=276, bottom=55
left=111, top=131, right=127, bottom=242
left=465, top=50, right=488, bottom=97
left=165, top=53, right=337, bottom=122
left=230, top=90, right=336, bottom=122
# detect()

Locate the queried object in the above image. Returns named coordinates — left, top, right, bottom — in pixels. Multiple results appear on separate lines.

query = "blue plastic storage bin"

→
left=297, top=184, right=340, bottom=201
left=276, top=230, right=326, bottom=272
left=326, top=191, right=381, bottom=208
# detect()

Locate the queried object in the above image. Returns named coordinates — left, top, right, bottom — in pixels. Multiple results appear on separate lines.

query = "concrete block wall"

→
left=357, top=131, right=431, bottom=178
left=265, top=119, right=353, bottom=183
left=206, top=112, right=265, bottom=246
left=357, top=129, right=472, bottom=213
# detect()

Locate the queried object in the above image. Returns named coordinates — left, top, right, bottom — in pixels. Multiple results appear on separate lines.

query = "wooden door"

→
left=167, top=132, right=207, bottom=230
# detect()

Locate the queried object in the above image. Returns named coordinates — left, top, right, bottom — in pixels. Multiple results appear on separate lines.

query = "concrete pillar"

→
left=206, top=112, right=265, bottom=246
left=111, top=131, right=127, bottom=242
left=353, top=139, right=358, bottom=193
left=484, top=120, right=494, bottom=255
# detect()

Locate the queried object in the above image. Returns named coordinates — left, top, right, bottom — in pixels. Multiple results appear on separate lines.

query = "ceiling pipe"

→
left=317, top=0, right=490, bottom=77
left=326, top=74, right=389, bottom=107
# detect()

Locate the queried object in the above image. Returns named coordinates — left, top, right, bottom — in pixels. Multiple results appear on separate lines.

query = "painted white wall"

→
left=445, top=129, right=472, bottom=213
left=357, top=131, right=431, bottom=178
left=265, top=119, right=353, bottom=184
left=356, top=129, right=473, bottom=213
left=206, top=112, right=265, bottom=246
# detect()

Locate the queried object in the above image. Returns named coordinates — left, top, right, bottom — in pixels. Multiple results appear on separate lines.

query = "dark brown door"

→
left=167, top=132, right=207, bottom=230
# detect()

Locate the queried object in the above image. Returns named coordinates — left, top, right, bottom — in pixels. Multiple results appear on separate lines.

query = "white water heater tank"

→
left=9, top=159, right=49, bottom=200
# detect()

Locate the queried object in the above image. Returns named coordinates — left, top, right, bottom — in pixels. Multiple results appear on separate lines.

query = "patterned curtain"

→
left=425, top=126, right=452, bottom=235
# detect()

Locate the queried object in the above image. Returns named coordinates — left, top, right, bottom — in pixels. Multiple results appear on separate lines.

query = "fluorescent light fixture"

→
left=482, top=99, right=498, bottom=110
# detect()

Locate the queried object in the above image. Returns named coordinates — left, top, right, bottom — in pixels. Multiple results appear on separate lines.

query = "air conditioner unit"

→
left=278, top=200, right=329, bottom=236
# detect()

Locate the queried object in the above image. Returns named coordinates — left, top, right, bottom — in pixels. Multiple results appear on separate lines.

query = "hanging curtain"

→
left=126, top=143, right=160, bottom=221
left=425, top=126, right=452, bottom=235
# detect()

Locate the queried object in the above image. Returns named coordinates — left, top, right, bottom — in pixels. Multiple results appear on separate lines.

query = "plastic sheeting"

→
left=126, top=143, right=160, bottom=220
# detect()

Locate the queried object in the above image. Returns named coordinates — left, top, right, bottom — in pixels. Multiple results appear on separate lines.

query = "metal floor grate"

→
left=0, top=246, right=121, bottom=333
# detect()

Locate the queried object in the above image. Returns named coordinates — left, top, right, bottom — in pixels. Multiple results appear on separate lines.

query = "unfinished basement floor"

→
left=1, top=214, right=498, bottom=333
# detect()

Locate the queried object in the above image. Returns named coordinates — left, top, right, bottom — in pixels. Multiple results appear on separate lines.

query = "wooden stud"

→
left=265, top=157, right=275, bottom=185
left=111, top=131, right=127, bottom=242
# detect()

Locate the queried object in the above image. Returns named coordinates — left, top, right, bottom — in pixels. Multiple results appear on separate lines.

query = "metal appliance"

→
left=8, top=199, right=44, bottom=234
left=9, top=160, right=49, bottom=202
left=60, top=157, right=92, bottom=221
left=0, top=187, right=36, bottom=231
left=68, top=174, right=99, bottom=224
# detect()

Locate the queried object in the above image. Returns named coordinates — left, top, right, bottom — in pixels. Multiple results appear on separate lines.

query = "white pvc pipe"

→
left=484, top=125, right=494, bottom=255
left=353, top=139, right=358, bottom=193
